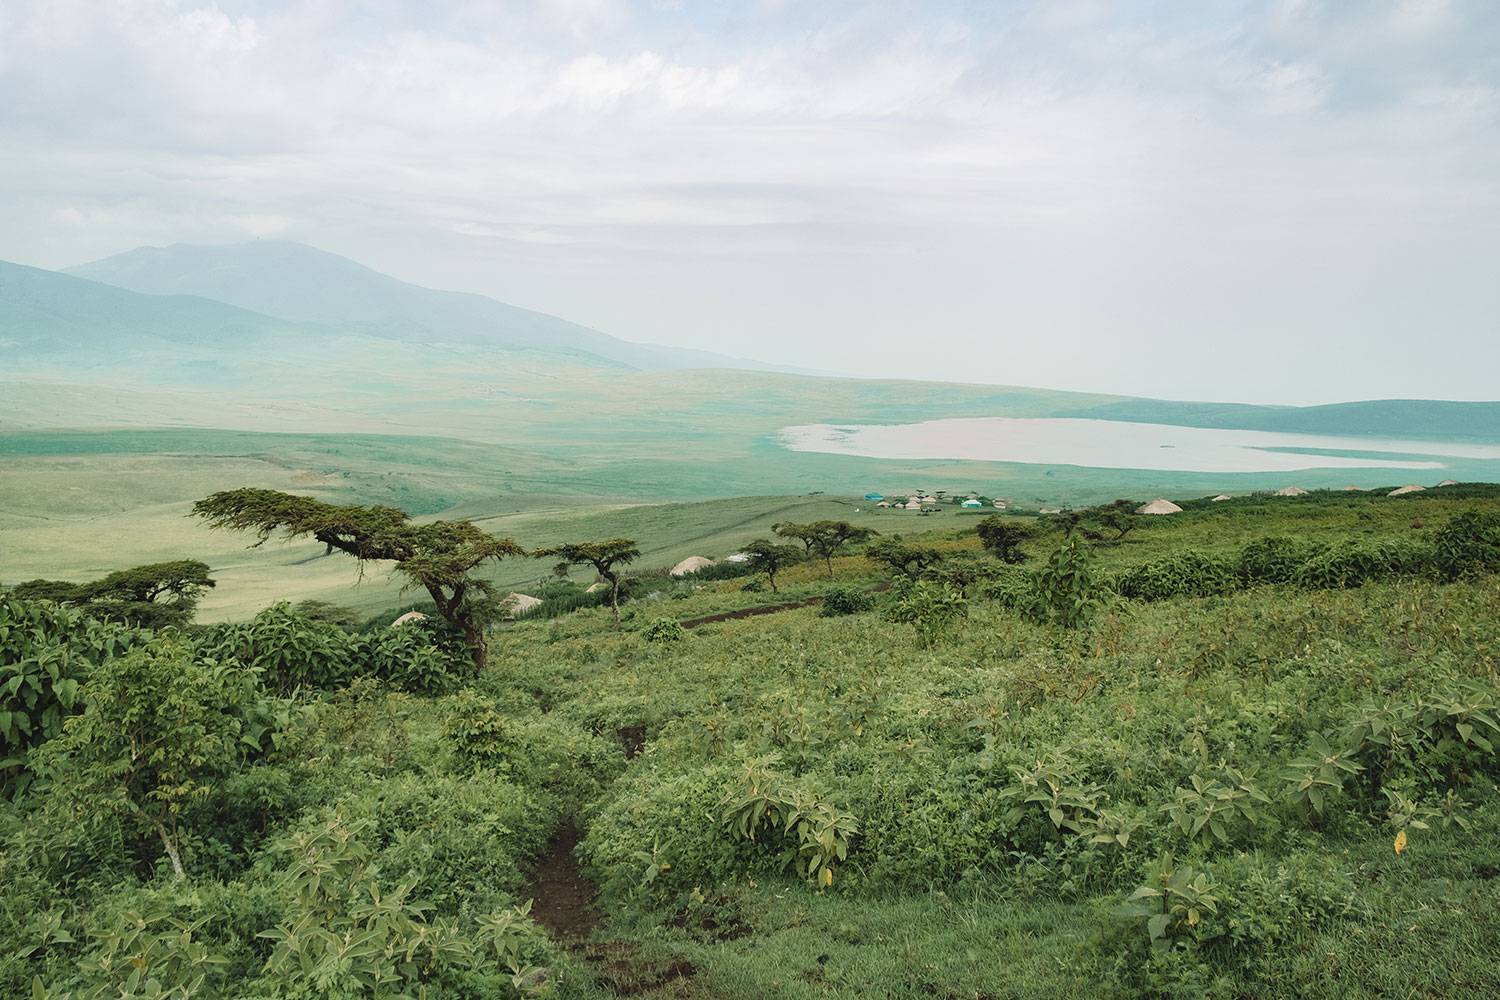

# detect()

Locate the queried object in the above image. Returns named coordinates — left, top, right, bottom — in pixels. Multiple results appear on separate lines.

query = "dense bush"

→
left=195, top=602, right=470, bottom=696
left=0, top=595, right=149, bottom=799
left=819, top=586, right=874, bottom=617
left=644, top=617, right=686, bottom=642
left=1431, top=510, right=1500, bottom=580
left=1115, top=551, right=1235, bottom=602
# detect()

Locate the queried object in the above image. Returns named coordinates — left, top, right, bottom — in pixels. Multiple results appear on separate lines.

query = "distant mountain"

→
left=64, top=241, right=797, bottom=374
left=0, top=259, right=304, bottom=352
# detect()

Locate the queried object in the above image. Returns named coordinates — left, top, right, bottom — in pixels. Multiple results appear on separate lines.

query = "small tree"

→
left=531, top=538, right=641, bottom=630
left=36, top=642, right=248, bottom=877
left=976, top=515, right=1033, bottom=564
left=865, top=538, right=945, bottom=578
left=773, top=521, right=879, bottom=579
left=740, top=538, right=804, bottom=594
left=192, top=489, right=522, bottom=670
left=11, top=560, right=216, bottom=629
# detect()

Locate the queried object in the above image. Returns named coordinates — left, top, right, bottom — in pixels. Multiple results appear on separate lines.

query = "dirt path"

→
left=525, top=821, right=704, bottom=997
left=525, top=821, right=603, bottom=942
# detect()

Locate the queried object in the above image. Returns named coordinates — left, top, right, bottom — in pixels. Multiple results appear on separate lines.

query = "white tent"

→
left=1388, top=484, right=1425, bottom=496
left=1274, top=486, right=1308, bottom=496
left=1136, top=498, right=1183, bottom=515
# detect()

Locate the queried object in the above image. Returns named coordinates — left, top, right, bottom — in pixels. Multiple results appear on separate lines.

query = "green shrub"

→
left=1115, top=551, right=1235, bottom=602
left=1430, top=510, right=1500, bottom=580
left=194, top=603, right=358, bottom=696
left=644, top=617, right=685, bottom=643
left=0, top=595, right=148, bottom=799
left=1236, top=535, right=1312, bottom=586
left=883, top=578, right=967, bottom=646
left=819, top=587, right=874, bottom=617
left=1025, top=538, right=1108, bottom=626
left=1294, top=540, right=1421, bottom=590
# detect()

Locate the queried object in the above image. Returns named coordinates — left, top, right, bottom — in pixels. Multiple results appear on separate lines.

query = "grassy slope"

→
left=6, top=488, right=1500, bottom=999
left=481, top=492, right=1500, bottom=999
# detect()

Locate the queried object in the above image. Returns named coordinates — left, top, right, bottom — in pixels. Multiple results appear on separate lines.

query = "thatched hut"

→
left=670, top=556, right=715, bottom=576
left=502, top=593, right=543, bottom=618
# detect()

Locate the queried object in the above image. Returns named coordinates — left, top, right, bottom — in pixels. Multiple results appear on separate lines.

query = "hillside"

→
left=4, top=488, right=1499, bottom=999
left=0, top=260, right=306, bottom=355
left=63, top=241, right=795, bottom=373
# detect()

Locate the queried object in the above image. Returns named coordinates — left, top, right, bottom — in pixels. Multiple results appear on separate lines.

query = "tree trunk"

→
left=463, top=624, right=488, bottom=672
left=609, top=580, right=622, bottom=630
left=824, top=554, right=834, bottom=579
left=151, top=815, right=185, bottom=879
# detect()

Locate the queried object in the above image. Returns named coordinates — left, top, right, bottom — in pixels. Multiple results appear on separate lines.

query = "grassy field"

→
left=8, top=418, right=1500, bottom=623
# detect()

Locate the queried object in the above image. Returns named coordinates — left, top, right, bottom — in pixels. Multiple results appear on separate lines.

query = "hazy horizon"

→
left=3, top=1, right=1497, bottom=407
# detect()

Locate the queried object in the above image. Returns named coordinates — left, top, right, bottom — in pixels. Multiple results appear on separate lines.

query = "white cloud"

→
left=1, top=0, right=1497, bottom=404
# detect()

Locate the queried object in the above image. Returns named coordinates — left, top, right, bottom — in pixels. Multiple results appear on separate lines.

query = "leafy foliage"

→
left=975, top=515, right=1033, bottom=563
left=818, top=587, right=874, bottom=617
left=0, top=595, right=148, bottom=798
left=1024, top=537, right=1106, bottom=628
left=531, top=537, right=640, bottom=630
left=644, top=617, right=686, bottom=643
left=34, top=642, right=258, bottom=877
left=11, top=561, right=215, bottom=629
left=773, top=520, right=878, bottom=579
left=882, top=579, right=966, bottom=646
left=737, top=538, right=804, bottom=594
left=192, top=489, right=522, bottom=669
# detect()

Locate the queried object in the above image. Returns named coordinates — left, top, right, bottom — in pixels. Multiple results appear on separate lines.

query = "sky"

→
left=2, top=0, right=1497, bottom=406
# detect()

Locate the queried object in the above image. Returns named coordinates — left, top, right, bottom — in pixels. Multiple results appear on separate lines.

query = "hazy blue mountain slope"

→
left=0, top=260, right=298, bottom=351
left=1062, top=398, right=1500, bottom=443
left=64, top=241, right=791, bottom=373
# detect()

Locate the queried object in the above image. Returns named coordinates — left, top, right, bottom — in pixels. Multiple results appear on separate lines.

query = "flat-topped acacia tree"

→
left=773, top=520, right=879, bottom=579
left=531, top=538, right=640, bottom=630
left=191, top=488, right=522, bottom=670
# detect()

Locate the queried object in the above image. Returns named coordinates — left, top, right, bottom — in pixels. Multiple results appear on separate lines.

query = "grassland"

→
left=7, top=415, right=1500, bottom=624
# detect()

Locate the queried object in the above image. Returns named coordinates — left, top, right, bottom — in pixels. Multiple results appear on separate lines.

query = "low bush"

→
left=819, top=587, right=874, bottom=617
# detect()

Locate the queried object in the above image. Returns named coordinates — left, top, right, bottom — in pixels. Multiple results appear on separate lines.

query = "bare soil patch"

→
left=525, top=821, right=602, bottom=941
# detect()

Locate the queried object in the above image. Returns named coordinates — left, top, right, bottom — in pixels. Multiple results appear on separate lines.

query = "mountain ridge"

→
left=62, top=240, right=806, bottom=375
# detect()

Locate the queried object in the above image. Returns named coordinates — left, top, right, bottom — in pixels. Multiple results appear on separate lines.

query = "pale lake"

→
left=777, top=418, right=1500, bottom=474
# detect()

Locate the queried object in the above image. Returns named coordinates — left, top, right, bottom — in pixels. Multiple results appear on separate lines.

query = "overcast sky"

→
left=2, top=0, right=1497, bottom=406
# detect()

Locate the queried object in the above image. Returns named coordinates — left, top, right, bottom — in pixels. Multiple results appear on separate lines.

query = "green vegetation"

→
left=192, top=488, right=524, bottom=669
left=11, top=560, right=215, bottom=629
left=532, top=539, right=642, bottom=631
left=774, top=521, right=879, bottom=579
left=4, top=487, right=1500, bottom=998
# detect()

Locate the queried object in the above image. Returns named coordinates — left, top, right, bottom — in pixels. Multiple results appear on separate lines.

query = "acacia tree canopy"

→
left=191, top=488, right=521, bottom=670
left=530, top=538, right=640, bottom=630
left=773, top=520, right=878, bottom=579
left=865, top=538, right=945, bottom=578
left=739, top=538, right=804, bottom=594
left=975, top=516, right=1033, bottom=564
left=11, top=560, right=216, bottom=629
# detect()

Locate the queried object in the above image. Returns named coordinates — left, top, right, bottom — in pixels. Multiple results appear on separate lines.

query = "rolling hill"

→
left=62, top=240, right=797, bottom=374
